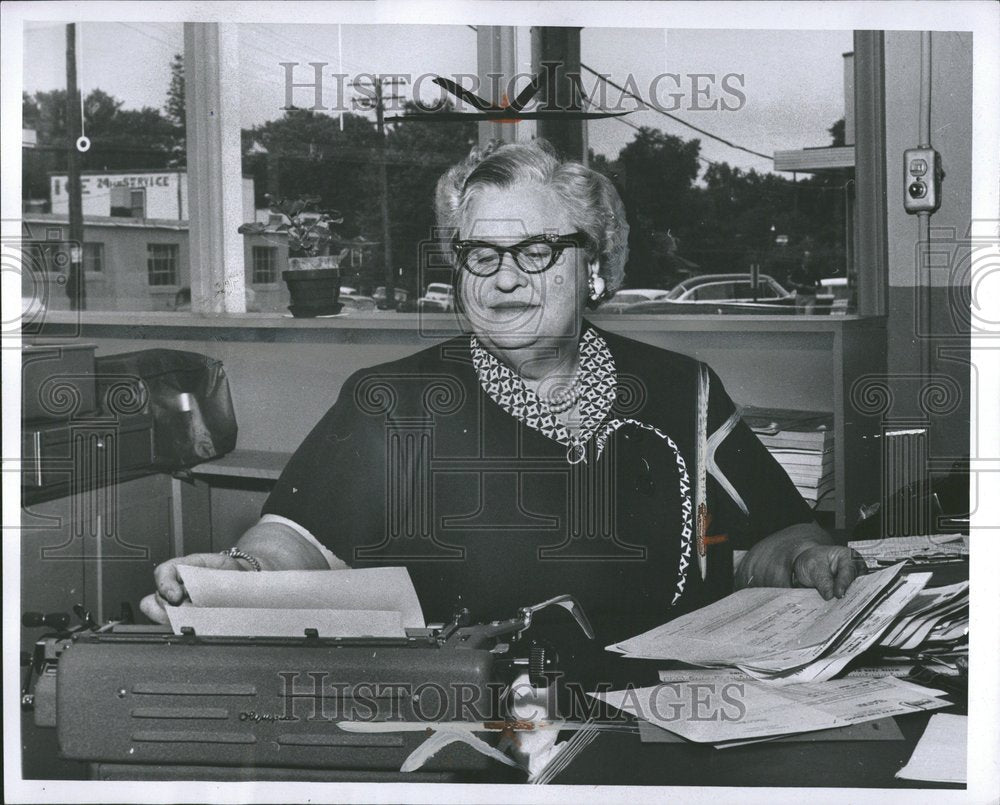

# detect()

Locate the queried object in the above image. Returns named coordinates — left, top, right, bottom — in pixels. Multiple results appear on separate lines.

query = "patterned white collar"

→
left=470, top=327, right=618, bottom=464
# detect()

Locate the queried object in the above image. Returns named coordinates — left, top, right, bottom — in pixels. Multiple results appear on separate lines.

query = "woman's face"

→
left=456, top=181, right=589, bottom=358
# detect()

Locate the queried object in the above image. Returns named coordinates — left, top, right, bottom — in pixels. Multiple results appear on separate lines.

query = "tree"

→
left=165, top=53, right=185, bottom=129
left=828, top=118, right=846, bottom=148
left=243, top=108, right=381, bottom=243
left=243, top=101, right=476, bottom=295
left=383, top=101, right=477, bottom=293
left=22, top=88, right=184, bottom=205
left=165, top=53, right=186, bottom=166
left=614, top=127, right=701, bottom=286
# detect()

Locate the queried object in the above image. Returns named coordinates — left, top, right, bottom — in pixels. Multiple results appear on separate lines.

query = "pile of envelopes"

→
left=608, top=564, right=931, bottom=683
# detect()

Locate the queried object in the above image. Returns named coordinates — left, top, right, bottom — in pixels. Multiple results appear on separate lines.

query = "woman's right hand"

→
left=139, top=552, right=248, bottom=624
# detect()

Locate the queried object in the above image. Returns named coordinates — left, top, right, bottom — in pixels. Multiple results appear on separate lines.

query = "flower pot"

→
left=283, top=257, right=342, bottom=317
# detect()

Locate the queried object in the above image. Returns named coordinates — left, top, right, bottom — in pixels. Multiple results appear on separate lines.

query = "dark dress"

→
left=262, top=324, right=814, bottom=683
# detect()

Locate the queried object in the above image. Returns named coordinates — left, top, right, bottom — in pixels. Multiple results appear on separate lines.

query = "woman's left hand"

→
left=735, top=523, right=865, bottom=599
left=789, top=543, right=865, bottom=599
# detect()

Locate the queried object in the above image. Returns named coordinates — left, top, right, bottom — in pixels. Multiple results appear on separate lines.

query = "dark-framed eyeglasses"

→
left=452, top=232, right=590, bottom=277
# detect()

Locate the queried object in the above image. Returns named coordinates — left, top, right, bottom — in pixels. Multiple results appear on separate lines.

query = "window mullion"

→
left=184, top=22, right=246, bottom=313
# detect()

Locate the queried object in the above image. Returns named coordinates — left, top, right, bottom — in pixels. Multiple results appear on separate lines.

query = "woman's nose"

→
left=493, top=253, right=527, bottom=291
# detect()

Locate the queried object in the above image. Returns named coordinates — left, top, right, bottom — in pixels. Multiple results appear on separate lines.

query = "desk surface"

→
left=189, top=449, right=290, bottom=481
left=537, top=706, right=965, bottom=788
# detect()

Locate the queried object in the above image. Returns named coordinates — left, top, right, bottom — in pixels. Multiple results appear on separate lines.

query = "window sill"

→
left=27, top=309, right=886, bottom=345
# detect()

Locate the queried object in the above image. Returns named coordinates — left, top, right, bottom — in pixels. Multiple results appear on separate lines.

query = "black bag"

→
left=94, top=349, right=238, bottom=470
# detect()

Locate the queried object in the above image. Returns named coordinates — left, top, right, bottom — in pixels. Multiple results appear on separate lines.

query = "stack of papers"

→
left=592, top=675, right=949, bottom=747
left=165, top=565, right=425, bottom=637
left=743, top=407, right=835, bottom=505
left=608, top=564, right=929, bottom=683
left=848, top=534, right=969, bottom=569
left=878, top=580, right=969, bottom=658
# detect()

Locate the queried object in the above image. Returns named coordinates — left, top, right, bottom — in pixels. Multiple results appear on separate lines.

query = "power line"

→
left=580, top=87, right=719, bottom=168
left=579, top=64, right=773, bottom=162
left=115, top=22, right=178, bottom=51
left=464, top=25, right=771, bottom=163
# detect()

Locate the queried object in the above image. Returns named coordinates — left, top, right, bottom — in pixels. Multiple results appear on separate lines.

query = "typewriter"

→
left=22, top=596, right=593, bottom=782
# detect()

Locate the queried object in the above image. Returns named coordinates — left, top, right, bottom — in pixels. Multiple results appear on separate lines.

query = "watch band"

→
left=220, top=546, right=263, bottom=572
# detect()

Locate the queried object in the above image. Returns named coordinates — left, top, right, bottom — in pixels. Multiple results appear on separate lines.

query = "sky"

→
left=22, top=21, right=851, bottom=176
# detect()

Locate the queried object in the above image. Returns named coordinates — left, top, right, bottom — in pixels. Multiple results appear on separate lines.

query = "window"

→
left=147, top=243, right=179, bottom=286
left=19, top=20, right=885, bottom=319
left=83, top=243, right=104, bottom=273
left=22, top=21, right=185, bottom=311
left=252, top=246, right=278, bottom=283
left=580, top=28, right=858, bottom=315
left=238, top=23, right=477, bottom=314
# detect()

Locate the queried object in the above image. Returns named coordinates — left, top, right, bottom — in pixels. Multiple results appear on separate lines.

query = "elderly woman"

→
left=142, top=139, right=861, bottom=653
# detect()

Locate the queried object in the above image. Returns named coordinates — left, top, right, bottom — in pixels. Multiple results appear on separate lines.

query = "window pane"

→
left=83, top=242, right=103, bottom=272
left=582, top=28, right=856, bottom=316
left=22, top=21, right=187, bottom=311
left=237, top=23, right=476, bottom=316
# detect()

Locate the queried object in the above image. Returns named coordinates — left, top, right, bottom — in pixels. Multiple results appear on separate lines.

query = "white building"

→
left=49, top=170, right=256, bottom=222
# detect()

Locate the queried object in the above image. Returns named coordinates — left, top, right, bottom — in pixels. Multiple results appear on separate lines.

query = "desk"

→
left=540, top=707, right=965, bottom=788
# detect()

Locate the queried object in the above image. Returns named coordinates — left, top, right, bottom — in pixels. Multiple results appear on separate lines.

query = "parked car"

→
left=338, top=293, right=377, bottom=313
left=599, top=288, right=671, bottom=314
left=624, top=273, right=796, bottom=314
left=416, top=298, right=452, bottom=313
left=814, top=277, right=852, bottom=315
left=373, top=286, right=410, bottom=309
left=420, top=282, right=455, bottom=311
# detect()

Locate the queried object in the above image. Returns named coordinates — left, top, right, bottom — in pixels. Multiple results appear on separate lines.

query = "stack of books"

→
left=742, top=407, right=835, bottom=507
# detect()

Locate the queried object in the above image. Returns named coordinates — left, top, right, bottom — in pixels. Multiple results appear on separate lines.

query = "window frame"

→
left=180, top=23, right=886, bottom=324
left=83, top=242, right=104, bottom=274
left=251, top=245, right=278, bottom=285
left=146, top=243, right=180, bottom=287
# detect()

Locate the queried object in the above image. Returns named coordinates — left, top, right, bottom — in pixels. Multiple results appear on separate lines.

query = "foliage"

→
left=242, top=101, right=475, bottom=292
left=592, top=121, right=852, bottom=288
left=22, top=86, right=183, bottom=203
left=165, top=53, right=185, bottom=130
left=238, top=195, right=344, bottom=258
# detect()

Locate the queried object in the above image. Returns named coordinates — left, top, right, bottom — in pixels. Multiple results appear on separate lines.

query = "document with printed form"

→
left=608, top=564, right=930, bottom=682
left=592, top=676, right=949, bottom=746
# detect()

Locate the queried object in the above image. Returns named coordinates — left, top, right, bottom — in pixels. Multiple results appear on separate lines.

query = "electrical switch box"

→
left=904, top=147, right=942, bottom=213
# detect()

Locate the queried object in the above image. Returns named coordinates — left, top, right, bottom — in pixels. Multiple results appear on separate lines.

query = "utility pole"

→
left=355, top=76, right=405, bottom=306
left=530, top=27, right=585, bottom=161
left=65, top=23, right=85, bottom=310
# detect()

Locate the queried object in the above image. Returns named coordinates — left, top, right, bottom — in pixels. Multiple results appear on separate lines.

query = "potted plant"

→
left=239, top=195, right=346, bottom=317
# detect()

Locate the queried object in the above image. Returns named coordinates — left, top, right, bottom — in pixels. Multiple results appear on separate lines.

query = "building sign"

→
left=51, top=173, right=173, bottom=197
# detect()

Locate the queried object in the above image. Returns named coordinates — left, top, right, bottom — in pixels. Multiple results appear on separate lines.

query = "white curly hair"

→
left=434, top=139, right=629, bottom=301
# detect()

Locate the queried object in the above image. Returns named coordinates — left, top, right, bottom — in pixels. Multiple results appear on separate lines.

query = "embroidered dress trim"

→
left=470, top=328, right=692, bottom=605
